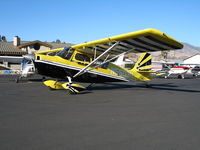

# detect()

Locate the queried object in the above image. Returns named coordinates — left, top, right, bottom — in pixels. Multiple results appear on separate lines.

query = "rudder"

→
left=130, top=53, right=153, bottom=81
left=132, top=53, right=152, bottom=71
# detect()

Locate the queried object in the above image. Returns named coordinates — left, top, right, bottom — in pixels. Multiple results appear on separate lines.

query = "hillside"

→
left=127, top=43, right=200, bottom=62
left=173, top=43, right=200, bottom=59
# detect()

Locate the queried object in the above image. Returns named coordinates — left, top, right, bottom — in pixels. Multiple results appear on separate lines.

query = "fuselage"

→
left=34, top=48, right=151, bottom=83
left=34, top=55, right=130, bottom=83
left=168, top=66, right=189, bottom=75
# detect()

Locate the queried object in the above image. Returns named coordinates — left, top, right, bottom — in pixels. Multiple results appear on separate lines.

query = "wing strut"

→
left=73, top=42, right=119, bottom=78
left=88, top=48, right=134, bottom=71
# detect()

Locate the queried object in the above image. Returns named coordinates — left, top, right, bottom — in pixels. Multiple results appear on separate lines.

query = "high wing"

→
left=71, top=28, right=183, bottom=55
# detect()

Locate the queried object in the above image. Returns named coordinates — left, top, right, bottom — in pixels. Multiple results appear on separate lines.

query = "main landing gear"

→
left=178, top=74, right=184, bottom=79
left=43, top=76, right=86, bottom=94
left=15, top=76, right=22, bottom=83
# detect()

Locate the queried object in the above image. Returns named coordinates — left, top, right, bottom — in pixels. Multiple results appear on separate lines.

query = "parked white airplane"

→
left=164, top=65, right=200, bottom=79
left=0, top=55, right=35, bottom=81
left=150, top=60, right=200, bottom=79
left=113, top=53, right=134, bottom=69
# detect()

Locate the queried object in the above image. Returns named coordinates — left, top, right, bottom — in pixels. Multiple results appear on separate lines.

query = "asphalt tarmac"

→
left=0, top=75, right=200, bottom=150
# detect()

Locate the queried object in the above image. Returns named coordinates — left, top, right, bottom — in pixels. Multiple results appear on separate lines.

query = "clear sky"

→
left=1, top=0, right=200, bottom=46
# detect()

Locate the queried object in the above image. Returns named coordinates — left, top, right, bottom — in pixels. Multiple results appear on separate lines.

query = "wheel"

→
left=178, top=75, right=183, bottom=79
left=193, top=74, right=198, bottom=77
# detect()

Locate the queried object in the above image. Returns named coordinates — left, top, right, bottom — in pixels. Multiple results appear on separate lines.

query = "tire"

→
left=178, top=75, right=184, bottom=79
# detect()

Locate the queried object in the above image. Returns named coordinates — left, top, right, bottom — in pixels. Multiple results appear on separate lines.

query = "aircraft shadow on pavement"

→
left=88, top=82, right=200, bottom=93
left=1, top=75, right=199, bottom=93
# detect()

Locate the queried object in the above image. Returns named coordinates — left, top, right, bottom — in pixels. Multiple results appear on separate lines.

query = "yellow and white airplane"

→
left=33, top=28, right=183, bottom=94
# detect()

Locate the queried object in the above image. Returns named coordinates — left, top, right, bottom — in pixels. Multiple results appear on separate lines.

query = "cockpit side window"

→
left=65, top=49, right=74, bottom=60
left=75, top=53, right=90, bottom=63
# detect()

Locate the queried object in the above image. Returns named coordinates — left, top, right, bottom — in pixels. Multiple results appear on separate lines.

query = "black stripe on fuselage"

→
left=34, top=61, right=124, bottom=83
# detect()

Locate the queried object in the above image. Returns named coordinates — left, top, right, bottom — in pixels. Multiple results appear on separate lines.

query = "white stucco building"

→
left=182, top=54, right=200, bottom=67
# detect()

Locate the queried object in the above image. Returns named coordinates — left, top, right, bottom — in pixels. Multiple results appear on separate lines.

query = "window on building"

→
left=33, top=43, right=40, bottom=50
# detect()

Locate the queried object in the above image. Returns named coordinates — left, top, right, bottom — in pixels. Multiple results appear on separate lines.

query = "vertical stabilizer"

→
left=132, top=53, right=152, bottom=71
left=113, top=53, right=125, bottom=67
left=129, top=53, right=153, bottom=81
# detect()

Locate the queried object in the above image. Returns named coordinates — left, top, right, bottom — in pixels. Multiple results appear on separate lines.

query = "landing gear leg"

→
left=66, top=76, right=78, bottom=94
left=64, top=76, right=86, bottom=95
left=67, top=76, right=72, bottom=84
left=15, top=76, right=22, bottom=83
left=165, top=73, right=170, bottom=79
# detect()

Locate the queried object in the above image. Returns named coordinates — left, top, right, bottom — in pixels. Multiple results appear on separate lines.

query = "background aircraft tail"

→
left=113, top=53, right=125, bottom=67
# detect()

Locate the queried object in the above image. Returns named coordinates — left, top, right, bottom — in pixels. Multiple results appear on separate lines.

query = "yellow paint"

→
left=43, top=80, right=63, bottom=89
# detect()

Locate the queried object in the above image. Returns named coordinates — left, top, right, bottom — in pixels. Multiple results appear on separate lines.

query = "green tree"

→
left=1, top=36, right=7, bottom=42
left=56, top=39, right=61, bottom=43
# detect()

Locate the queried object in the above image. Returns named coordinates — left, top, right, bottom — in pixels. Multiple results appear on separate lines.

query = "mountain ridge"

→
left=127, top=43, right=200, bottom=62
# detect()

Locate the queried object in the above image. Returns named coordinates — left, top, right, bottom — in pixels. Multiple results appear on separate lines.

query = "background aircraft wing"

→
left=72, top=28, right=183, bottom=55
left=0, top=56, right=23, bottom=63
left=0, top=56, right=22, bottom=72
left=0, top=64, right=12, bottom=70
left=0, top=64, right=20, bottom=74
